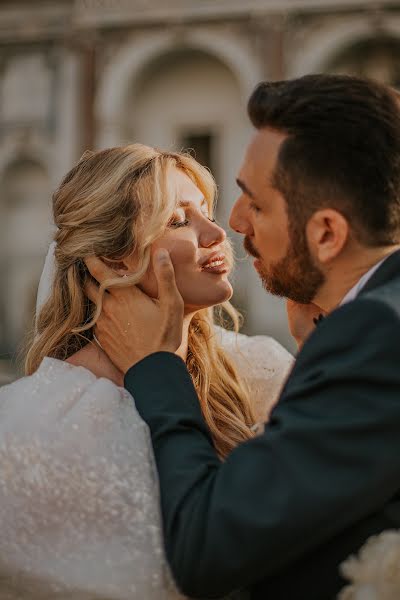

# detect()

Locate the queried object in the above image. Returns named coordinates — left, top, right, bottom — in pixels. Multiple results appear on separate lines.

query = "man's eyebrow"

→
left=236, top=178, right=255, bottom=199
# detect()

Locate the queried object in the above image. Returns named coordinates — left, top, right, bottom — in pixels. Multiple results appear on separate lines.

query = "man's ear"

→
left=100, top=257, right=130, bottom=276
left=306, top=209, right=350, bottom=264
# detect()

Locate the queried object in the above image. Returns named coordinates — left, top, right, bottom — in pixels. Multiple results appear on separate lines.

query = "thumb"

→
left=153, top=249, right=184, bottom=350
left=153, top=249, right=182, bottom=306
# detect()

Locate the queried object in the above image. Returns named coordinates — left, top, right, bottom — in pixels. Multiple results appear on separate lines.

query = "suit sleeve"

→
left=124, top=298, right=400, bottom=598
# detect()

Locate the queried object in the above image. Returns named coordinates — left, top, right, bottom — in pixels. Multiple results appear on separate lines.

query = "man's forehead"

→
left=240, top=128, right=287, bottom=180
left=250, top=128, right=286, bottom=159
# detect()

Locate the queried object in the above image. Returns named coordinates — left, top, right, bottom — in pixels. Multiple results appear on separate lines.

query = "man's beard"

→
left=244, top=228, right=325, bottom=304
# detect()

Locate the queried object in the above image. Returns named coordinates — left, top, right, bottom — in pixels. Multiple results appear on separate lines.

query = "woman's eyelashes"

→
left=168, top=210, right=216, bottom=229
left=169, top=218, right=189, bottom=229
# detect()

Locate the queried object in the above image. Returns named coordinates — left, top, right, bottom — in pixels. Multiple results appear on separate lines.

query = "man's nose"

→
left=199, top=219, right=227, bottom=248
left=229, top=196, right=251, bottom=236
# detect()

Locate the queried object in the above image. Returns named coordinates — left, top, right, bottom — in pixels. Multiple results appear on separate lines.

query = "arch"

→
left=328, top=36, right=400, bottom=85
left=1, top=157, right=49, bottom=208
left=0, top=135, right=53, bottom=187
left=0, top=155, right=52, bottom=252
left=0, top=157, right=51, bottom=322
left=288, top=14, right=400, bottom=77
left=95, top=28, right=263, bottom=147
left=0, top=153, right=53, bottom=353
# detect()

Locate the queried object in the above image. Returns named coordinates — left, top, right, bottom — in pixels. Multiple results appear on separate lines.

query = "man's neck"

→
left=314, top=244, right=400, bottom=313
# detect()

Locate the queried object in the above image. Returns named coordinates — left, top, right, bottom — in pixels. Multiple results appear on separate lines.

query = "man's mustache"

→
left=244, top=236, right=260, bottom=259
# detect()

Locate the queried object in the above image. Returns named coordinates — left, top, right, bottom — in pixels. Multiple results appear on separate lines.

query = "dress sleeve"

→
left=0, top=358, right=182, bottom=600
left=216, top=327, right=294, bottom=422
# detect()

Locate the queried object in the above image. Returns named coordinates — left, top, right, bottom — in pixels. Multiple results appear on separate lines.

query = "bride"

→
left=0, top=144, right=293, bottom=599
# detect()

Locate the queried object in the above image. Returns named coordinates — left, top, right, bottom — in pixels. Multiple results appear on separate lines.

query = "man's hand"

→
left=85, top=249, right=184, bottom=373
left=286, top=300, right=327, bottom=350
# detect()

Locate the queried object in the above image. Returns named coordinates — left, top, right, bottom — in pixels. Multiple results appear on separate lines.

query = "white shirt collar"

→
left=340, top=253, right=393, bottom=306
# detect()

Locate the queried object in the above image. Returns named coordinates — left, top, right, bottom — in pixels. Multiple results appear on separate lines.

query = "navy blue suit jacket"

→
left=125, top=251, right=400, bottom=599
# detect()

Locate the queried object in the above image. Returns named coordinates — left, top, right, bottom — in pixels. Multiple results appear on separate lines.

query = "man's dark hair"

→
left=248, top=74, right=400, bottom=246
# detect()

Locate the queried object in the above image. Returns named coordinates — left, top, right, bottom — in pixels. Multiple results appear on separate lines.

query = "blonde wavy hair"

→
left=25, top=143, right=256, bottom=458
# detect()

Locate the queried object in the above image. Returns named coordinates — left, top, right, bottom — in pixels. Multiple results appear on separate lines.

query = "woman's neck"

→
left=175, top=314, right=195, bottom=362
left=66, top=313, right=195, bottom=384
left=66, top=342, right=124, bottom=386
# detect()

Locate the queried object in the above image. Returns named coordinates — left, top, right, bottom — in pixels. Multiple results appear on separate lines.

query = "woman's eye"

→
left=169, top=218, right=189, bottom=229
left=201, top=210, right=215, bottom=222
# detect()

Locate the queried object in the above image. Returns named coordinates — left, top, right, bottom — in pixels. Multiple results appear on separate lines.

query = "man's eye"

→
left=169, top=219, right=189, bottom=229
left=249, top=202, right=261, bottom=213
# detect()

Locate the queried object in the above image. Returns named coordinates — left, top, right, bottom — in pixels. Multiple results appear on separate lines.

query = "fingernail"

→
left=156, top=249, right=169, bottom=262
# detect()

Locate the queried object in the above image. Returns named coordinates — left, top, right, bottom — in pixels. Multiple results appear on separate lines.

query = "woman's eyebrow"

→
left=178, top=198, right=207, bottom=208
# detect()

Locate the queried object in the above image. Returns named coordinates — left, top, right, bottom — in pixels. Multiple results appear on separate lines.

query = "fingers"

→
left=153, top=249, right=181, bottom=302
left=85, top=279, right=101, bottom=304
left=85, top=256, right=117, bottom=285
left=152, top=249, right=183, bottom=349
left=153, top=249, right=184, bottom=334
left=85, top=255, right=138, bottom=299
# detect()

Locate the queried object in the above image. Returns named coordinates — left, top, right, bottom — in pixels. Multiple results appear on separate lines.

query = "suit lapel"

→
left=358, top=249, right=400, bottom=296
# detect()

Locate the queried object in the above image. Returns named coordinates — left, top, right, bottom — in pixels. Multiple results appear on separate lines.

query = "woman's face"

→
left=135, top=169, right=233, bottom=313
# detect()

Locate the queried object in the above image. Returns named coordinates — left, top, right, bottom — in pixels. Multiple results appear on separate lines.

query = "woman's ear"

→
left=306, top=209, right=350, bottom=264
left=100, top=257, right=131, bottom=276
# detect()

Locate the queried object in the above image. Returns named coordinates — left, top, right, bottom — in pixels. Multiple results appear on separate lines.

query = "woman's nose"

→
left=199, top=218, right=227, bottom=248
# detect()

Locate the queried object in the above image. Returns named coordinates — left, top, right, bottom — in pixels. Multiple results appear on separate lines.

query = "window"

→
left=180, top=131, right=216, bottom=176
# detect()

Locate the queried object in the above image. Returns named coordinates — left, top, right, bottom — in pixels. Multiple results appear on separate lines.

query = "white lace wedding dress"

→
left=0, top=331, right=293, bottom=600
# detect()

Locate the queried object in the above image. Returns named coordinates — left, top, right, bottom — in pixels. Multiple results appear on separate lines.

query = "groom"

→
left=86, top=75, right=400, bottom=599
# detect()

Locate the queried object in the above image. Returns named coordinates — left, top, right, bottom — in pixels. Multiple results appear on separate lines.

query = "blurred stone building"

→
left=0, top=0, right=399, bottom=381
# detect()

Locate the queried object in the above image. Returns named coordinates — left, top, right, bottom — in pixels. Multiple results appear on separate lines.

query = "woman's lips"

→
left=201, top=254, right=228, bottom=274
left=202, top=261, right=228, bottom=274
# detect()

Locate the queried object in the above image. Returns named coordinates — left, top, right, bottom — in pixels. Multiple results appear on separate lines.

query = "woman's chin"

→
left=221, top=278, right=234, bottom=302
left=183, top=279, right=233, bottom=311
